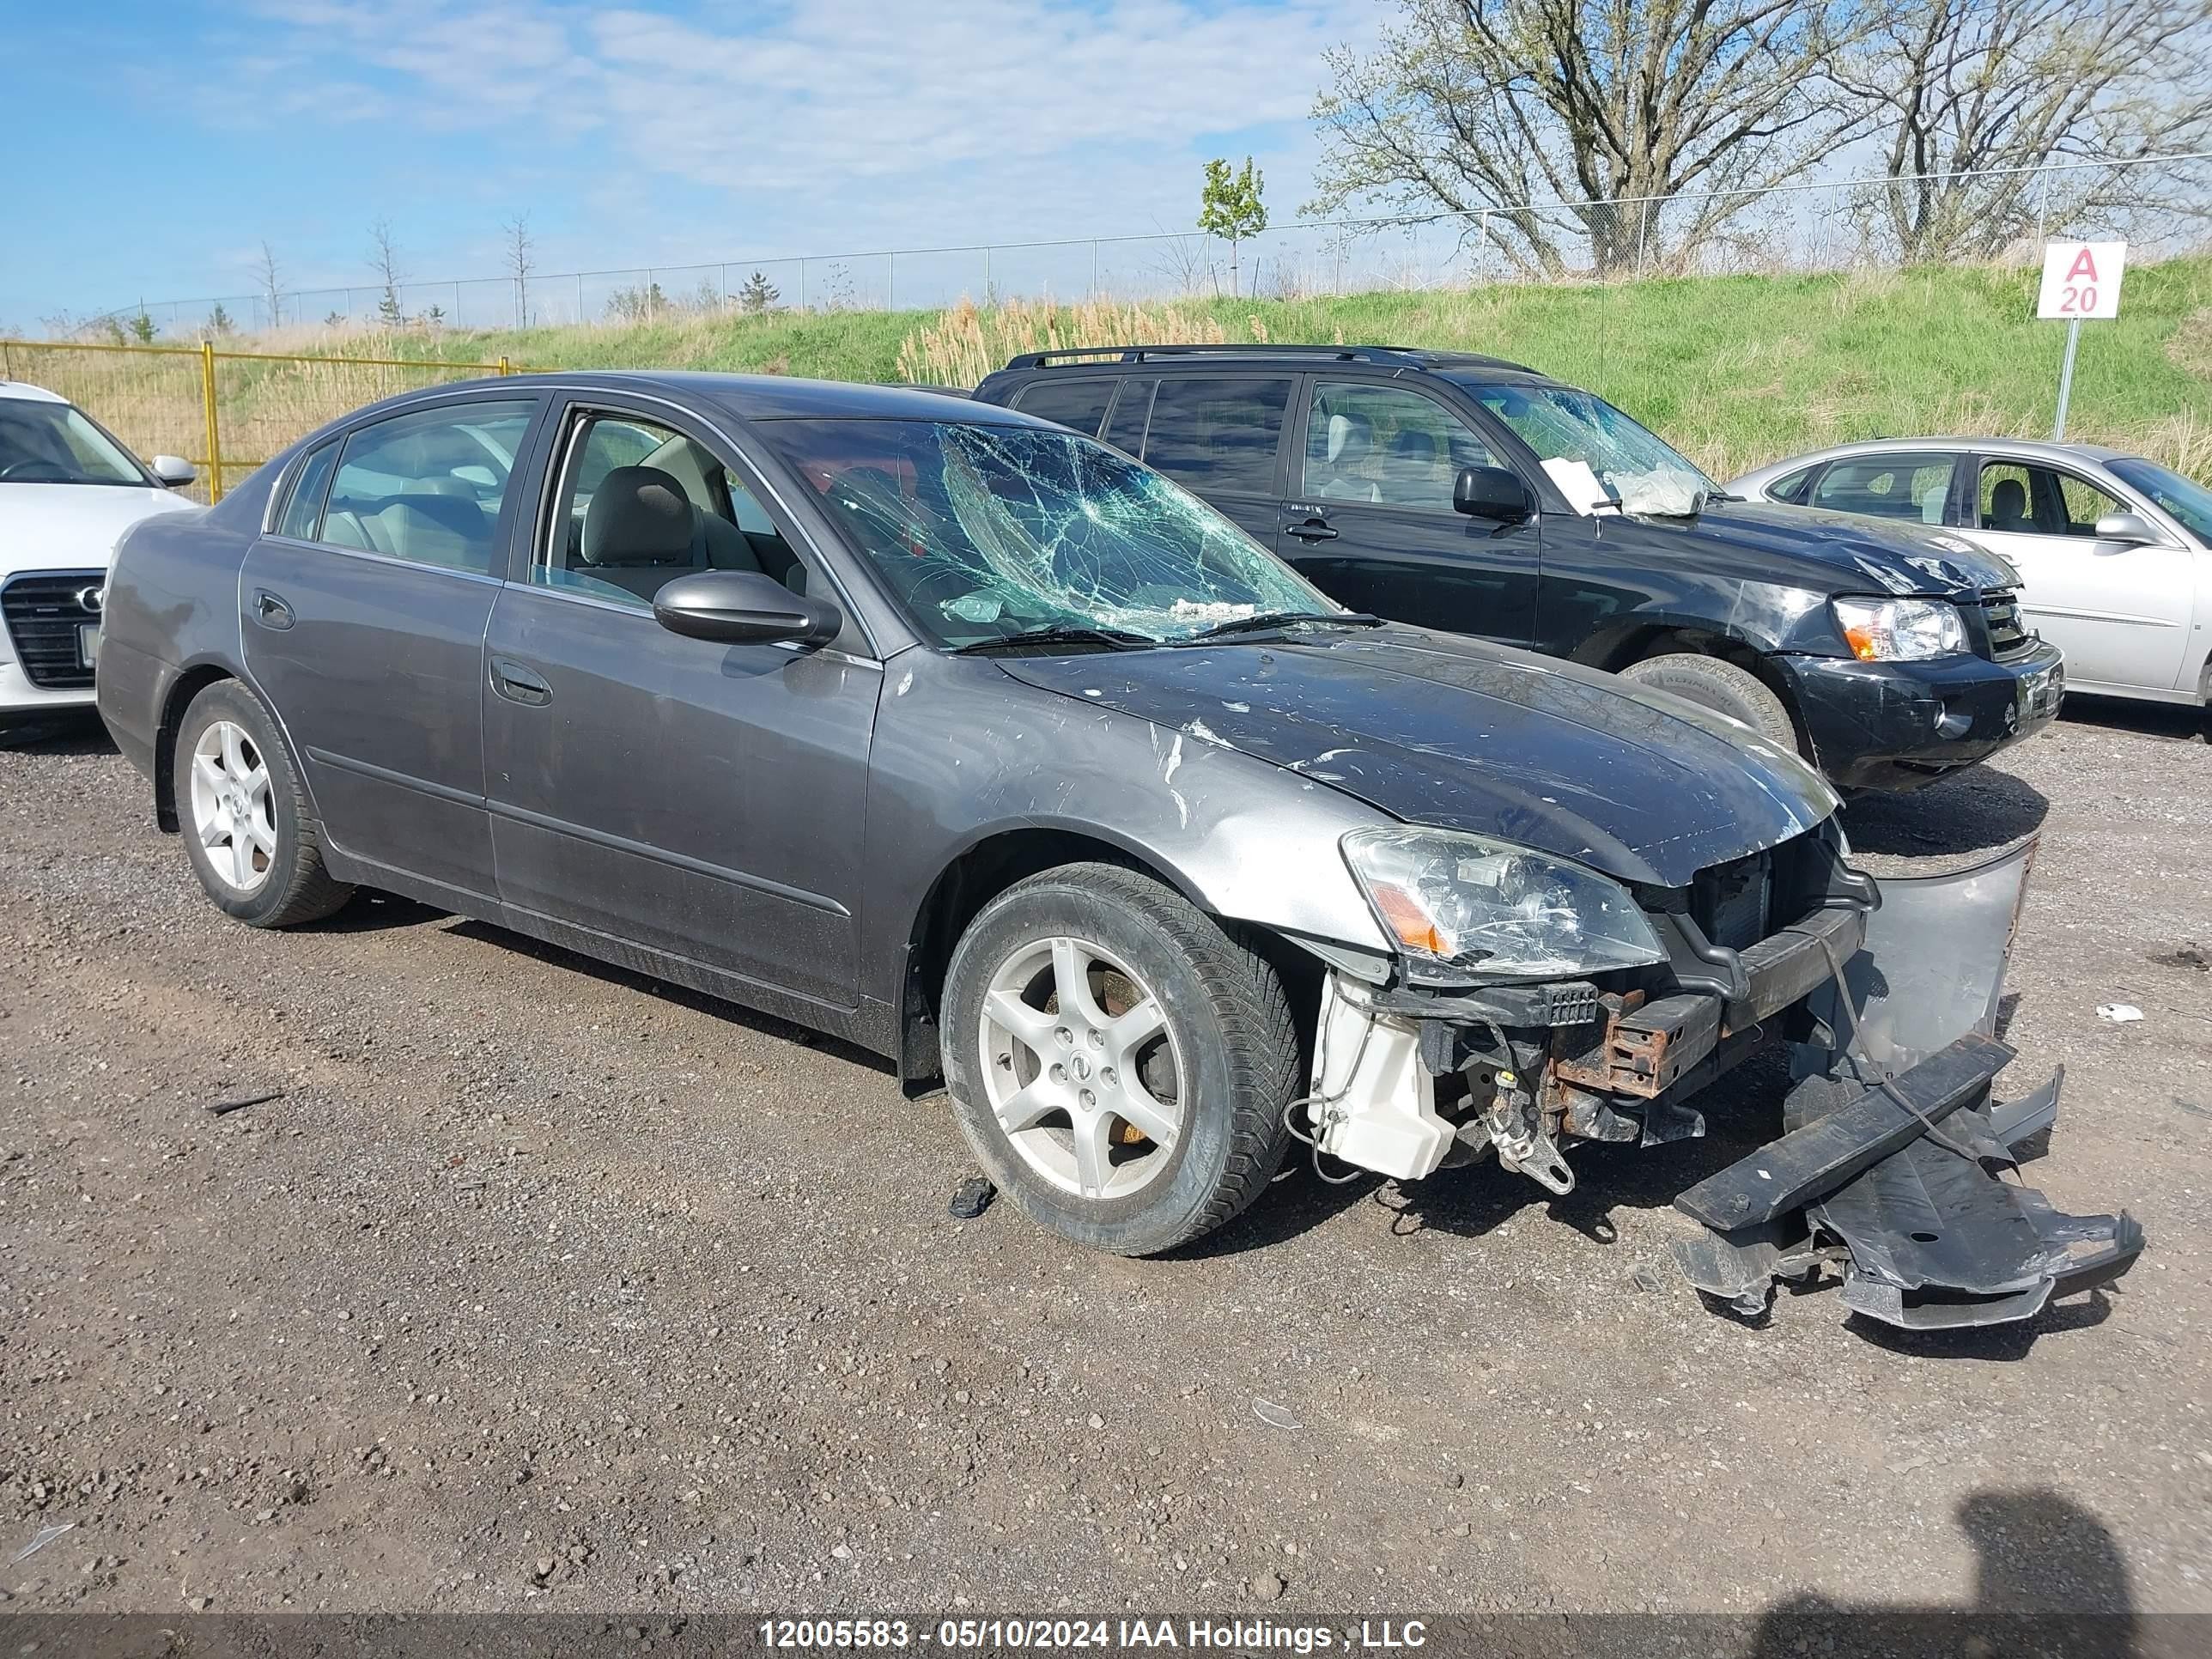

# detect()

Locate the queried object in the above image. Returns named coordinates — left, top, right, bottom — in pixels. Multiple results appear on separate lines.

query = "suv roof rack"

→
left=1001, top=343, right=1533, bottom=373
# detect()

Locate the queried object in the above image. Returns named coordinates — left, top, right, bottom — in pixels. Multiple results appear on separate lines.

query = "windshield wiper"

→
left=948, top=622, right=1160, bottom=655
left=1182, top=609, right=1382, bottom=641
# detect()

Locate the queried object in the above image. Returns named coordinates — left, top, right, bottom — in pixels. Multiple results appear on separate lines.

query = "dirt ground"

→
left=1, top=699, right=2207, bottom=1622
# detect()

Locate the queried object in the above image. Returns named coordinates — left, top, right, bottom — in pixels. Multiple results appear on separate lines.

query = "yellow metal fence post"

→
left=198, top=340, right=223, bottom=503
left=498, top=356, right=513, bottom=376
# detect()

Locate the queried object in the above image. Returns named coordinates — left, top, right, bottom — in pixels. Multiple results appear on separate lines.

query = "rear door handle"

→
left=489, top=656, right=552, bottom=707
left=252, top=589, right=294, bottom=629
left=1285, top=518, right=1340, bottom=542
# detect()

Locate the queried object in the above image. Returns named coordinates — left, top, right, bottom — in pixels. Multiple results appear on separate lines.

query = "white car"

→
left=1, top=381, right=199, bottom=732
left=1732, top=437, right=2212, bottom=714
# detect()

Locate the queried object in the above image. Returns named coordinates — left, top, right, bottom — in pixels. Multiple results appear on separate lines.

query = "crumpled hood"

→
left=997, top=627, right=1839, bottom=889
left=0, top=483, right=199, bottom=577
left=1682, top=500, right=2021, bottom=596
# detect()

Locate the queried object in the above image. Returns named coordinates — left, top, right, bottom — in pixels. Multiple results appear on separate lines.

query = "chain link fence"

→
left=77, top=155, right=2211, bottom=342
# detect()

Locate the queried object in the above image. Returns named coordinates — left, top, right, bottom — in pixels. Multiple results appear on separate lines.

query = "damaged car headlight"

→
left=1832, top=596, right=1967, bottom=662
left=1340, top=826, right=1667, bottom=982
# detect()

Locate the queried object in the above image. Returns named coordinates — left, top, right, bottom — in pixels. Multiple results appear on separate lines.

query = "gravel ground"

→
left=1, top=700, right=2207, bottom=1622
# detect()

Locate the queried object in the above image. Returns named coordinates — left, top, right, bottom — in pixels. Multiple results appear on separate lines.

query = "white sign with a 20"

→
left=2037, top=240, right=2127, bottom=320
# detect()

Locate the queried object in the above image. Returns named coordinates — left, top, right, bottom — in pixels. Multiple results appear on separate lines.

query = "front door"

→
left=1961, top=456, right=2195, bottom=694
left=1274, top=379, right=1540, bottom=645
left=480, top=397, right=877, bottom=1012
left=239, top=393, right=543, bottom=902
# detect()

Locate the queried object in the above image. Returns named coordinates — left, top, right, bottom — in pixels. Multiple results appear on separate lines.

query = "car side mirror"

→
left=653, top=569, right=842, bottom=648
left=2094, top=511, right=2160, bottom=546
left=1453, top=465, right=1535, bottom=524
left=150, top=455, right=196, bottom=488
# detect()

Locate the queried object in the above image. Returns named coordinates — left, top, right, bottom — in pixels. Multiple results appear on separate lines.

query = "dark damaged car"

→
left=94, top=373, right=2137, bottom=1332
left=973, top=345, right=2066, bottom=793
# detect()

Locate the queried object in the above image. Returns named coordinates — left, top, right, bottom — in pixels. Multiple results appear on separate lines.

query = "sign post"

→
left=2035, top=240, right=2126, bottom=441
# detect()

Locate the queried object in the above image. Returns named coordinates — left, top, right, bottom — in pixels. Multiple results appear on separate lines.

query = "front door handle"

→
left=1285, top=518, right=1340, bottom=542
left=489, top=656, right=552, bottom=707
left=252, top=589, right=294, bottom=629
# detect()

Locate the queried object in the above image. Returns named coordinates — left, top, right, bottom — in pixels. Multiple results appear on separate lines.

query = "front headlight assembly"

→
left=1340, top=826, right=1668, bottom=983
left=1832, top=596, right=1968, bottom=661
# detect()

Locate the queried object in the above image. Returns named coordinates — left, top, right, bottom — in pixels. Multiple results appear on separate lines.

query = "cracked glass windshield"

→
left=756, top=419, right=1333, bottom=647
left=1467, top=382, right=1718, bottom=516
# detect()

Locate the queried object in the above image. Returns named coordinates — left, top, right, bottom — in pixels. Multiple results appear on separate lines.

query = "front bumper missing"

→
left=1670, top=839, right=2142, bottom=1330
left=1304, top=835, right=2144, bottom=1335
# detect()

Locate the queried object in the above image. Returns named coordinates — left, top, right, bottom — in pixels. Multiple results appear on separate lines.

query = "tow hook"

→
left=1486, top=1070, right=1575, bottom=1196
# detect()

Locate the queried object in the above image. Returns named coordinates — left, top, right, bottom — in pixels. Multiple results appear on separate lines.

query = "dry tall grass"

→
left=0, top=337, right=510, bottom=502
left=895, top=297, right=1236, bottom=386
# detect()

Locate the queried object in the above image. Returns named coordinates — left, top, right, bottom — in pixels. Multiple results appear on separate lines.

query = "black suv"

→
left=973, top=345, right=2064, bottom=791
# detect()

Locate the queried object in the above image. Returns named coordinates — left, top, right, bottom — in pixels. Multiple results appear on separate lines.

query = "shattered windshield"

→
left=1466, top=382, right=1718, bottom=516
left=756, top=418, right=1334, bottom=647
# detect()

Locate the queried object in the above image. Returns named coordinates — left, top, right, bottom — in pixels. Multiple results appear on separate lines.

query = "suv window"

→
left=1101, top=378, right=1156, bottom=457
left=1012, top=378, right=1115, bottom=439
left=1978, top=459, right=2124, bottom=538
left=1141, top=376, right=1291, bottom=495
left=276, top=441, right=338, bottom=540
left=538, top=410, right=799, bottom=607
left=1809, top=454, right=1954, bottom=524
left=1301, top=381, right=1498, bottom=510
left=320, top=400, right=537, bottom=574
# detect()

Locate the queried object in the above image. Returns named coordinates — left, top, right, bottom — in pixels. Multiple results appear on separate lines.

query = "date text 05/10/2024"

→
left=757, top=1620, right=1431, bottom=1651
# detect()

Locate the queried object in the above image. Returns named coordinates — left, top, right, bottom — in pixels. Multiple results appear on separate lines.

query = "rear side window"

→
left=1101, top=378, right=1156, bottom=457
left=1012, top=377, right=1115, bottom=438
left=320, top=399, right=537, bottom=574
left=1142, top=376, right=1291, bottom=495
left=1809, top=453, right=1955, bottom=523
left=276, top=441, right=337, bottom=540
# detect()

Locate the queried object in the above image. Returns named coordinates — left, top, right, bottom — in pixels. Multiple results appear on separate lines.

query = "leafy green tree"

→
left=738, top=270, right=781, bottom=314
left=207, top=302, right=236, bottom=337
left=1198, top=156, right=1268, bottom=297
left=128, top=307, right=156, bottom=343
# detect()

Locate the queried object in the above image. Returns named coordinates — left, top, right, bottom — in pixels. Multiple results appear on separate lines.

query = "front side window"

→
left=1301, top=381, right=1498, bottom=510
left=756, top=418, right=1328, bottom=648
left=2109, top=456, right=2212, bottom=548
left=1139, top=376, right=1291, bottom=495
left=1765, top=465, right=1814, bottom=504
left=1978, top=460, right=2124, bottom=538
left=0, top=398, right=149, bottom=487
left=1465, top=381, right=1717, bottom=515
left=320, top=399, right=537, bottom=574
left=1013, top=378, right=1115, bottom=440
left=538, top=410, right=799, bottom=607
left=1811, top=453, right=1956, bottom=524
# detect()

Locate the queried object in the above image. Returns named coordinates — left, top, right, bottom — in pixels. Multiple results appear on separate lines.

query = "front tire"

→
left=173, top=678, right=353, bottom=927
left=940, top=863, right=1299, bottom=1256
left=1619, top=652, right=1799, bottom=752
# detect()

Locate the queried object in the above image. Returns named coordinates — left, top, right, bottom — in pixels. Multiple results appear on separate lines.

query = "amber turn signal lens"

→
left=1370, top=884, right=1446, bottom=957
left=1842, top=625, right=1881, bottom=662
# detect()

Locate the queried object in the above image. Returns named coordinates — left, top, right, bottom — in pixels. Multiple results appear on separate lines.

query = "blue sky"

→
left=1, top=0, right=1374, bottom=328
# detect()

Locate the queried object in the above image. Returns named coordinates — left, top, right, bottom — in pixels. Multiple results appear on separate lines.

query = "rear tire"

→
left=173, top=678, right=353, bottom=927
left=940, top=863, right=1298, bottom=1256
left=1620, top=652, right=1799, bottom=752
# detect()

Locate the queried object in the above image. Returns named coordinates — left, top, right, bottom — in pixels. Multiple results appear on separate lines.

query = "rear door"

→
left=1960, top=454, right=2194, bottom=693
left=480, top=392, right=877, bottom=1010
left=1126, top=373, right=1294, bottom=546
left=240, top=392, right=545, bottom=903
left=1274, top=377, right=1539, bottom=645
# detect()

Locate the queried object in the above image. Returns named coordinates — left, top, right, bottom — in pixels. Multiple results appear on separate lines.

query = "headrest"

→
left=582, top=465, right=695, bottom=566
left=1990, top=478, right=2027, bottom=517
left=1325, top=412, right=1373, bottom=464
left=1391, top=427, right=1440, bottom=463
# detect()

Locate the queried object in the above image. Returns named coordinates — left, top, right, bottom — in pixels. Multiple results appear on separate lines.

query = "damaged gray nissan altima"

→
left=94, top=374, right=2140, bottom=1332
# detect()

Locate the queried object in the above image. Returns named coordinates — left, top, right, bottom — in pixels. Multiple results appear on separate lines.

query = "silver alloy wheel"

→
left=188, top=720, right=276, bottom=895
left=977, top=934, right=1186, bottom=1200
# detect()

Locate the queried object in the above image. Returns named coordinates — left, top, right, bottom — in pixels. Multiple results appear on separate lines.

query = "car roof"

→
left=0, top=380, right=71, bottom=405
left=1753, top=435, right=2134, bottom=471
left=447, top=369, right=1033, bottom=425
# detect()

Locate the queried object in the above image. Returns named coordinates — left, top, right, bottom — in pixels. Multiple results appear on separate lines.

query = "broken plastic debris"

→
left=10, top=1522, right=75, bottom=1564
left=947, top=1176, right=996, bottom=1220
left=1252, top=1399, right=1301, bottom=1431
left=2096, top=1004, right=2144, bottom=1024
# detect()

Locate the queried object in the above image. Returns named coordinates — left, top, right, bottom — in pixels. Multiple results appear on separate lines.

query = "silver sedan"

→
left=1732, top=438, right=2212, bottom=711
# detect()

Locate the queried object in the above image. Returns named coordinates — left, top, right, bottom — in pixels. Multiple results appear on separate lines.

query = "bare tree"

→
left=254, top=241, right=284, bottom=331
left=1310, top=0, right=1872, bottom=277
left=504, top=212, right=536, bottom=327
left=1833, top=0, right=2212, bottom=262
left=368, top=216, right=406, bottom=327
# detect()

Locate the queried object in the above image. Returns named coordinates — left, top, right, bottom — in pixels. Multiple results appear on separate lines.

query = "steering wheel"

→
left=0, top=460, right=72, bottom=482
